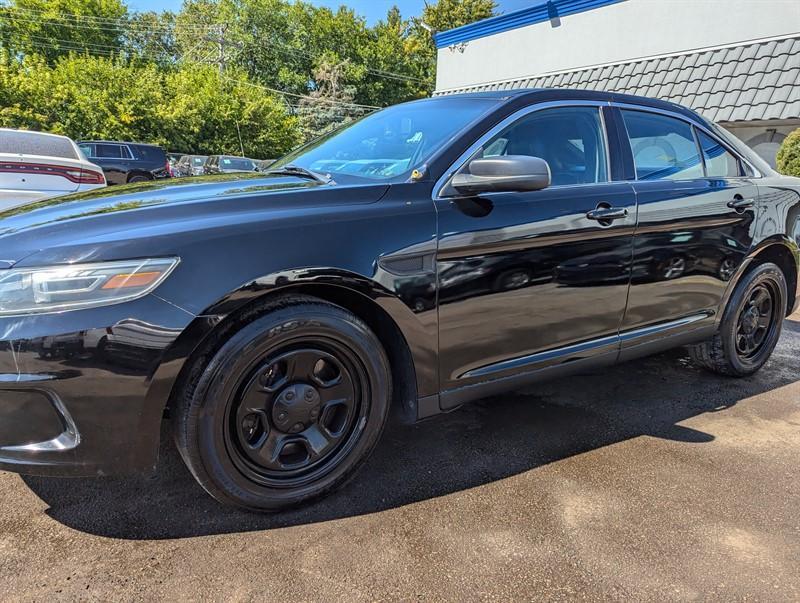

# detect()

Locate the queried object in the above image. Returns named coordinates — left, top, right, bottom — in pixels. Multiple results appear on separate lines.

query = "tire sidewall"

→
left=186, top=305, right=390, bottom=510
left=720, top=263, right=787, bottom=375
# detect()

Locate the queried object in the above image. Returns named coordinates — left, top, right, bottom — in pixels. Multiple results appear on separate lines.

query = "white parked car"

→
left=0, top=128, right=106, bottom=211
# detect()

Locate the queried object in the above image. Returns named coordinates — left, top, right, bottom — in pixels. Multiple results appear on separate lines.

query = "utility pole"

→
left=217, top=24, right=226, bottom=75
left=203, top=24, right=230, bottom=74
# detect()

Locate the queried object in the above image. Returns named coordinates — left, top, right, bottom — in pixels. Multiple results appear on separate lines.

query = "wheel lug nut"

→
left=285, top=391, right=295, bottom=401
left=305, top=389, right=314, bottom=400
left=292, top=422, right=303, bottom=432
left=277, top=412, right=287, bottom=421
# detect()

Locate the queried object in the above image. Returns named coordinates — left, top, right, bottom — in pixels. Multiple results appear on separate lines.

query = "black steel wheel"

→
left=173, top=296, right=391, bottom=511
left=734, top=283, right=777, bottom=359
left=689, top=262, right=787, bottom=376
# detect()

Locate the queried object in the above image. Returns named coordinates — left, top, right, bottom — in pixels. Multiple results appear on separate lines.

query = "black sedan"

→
left=0, top=89, right=798, bottom=511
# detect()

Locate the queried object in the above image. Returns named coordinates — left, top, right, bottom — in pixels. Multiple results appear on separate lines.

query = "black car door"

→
left=614, top=107, right=759, bottom=356
left=92, top=143, right=128, bottom=185
left=434, top=104, right=637, bottom=404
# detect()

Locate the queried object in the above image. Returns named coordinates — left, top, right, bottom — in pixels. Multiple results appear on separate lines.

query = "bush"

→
left=777, top=128, right=800, bottom=177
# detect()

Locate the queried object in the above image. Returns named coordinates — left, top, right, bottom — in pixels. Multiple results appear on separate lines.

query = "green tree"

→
left=164, top=64, right=300, bottom=156
left=296, top=58, right=362, bottom=142
left=123, top=10, right=179, bottom=65
left=0, top=54, right=298, bottom=158
left=0, top=0, right=128, bottom=63
left=777, top=129, right=800, bottom=177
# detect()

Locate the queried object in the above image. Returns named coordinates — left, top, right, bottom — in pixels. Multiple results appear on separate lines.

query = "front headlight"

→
left=0, top=258, right=179, bottom=316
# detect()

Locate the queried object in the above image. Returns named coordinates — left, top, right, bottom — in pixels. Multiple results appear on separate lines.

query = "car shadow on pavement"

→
left=20, top=343, right=799, bottom=540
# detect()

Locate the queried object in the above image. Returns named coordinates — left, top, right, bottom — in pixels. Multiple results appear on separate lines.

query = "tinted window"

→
left=134, top=145, right=165, bottom=162
left=478, top=106, right=608, bottom=186
left=622, top=110, right=703, bottom=181
left=95, top=144, right=123, bottom=159
left=192, top=156, right=206, bottom=166
left=697, top=130, right=741, bottom=178
left=0, top=130, right=79, bottom=159
left=221, top=157, right=255, bottom=170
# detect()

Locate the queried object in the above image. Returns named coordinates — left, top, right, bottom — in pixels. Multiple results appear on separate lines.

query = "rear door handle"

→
left=586, top=207, right=628, bottom=221
left=727, top=197, right=755, bottom=211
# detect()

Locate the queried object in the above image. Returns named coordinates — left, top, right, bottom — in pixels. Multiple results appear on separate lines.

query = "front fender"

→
left=142, top=267, right=438, bottom=462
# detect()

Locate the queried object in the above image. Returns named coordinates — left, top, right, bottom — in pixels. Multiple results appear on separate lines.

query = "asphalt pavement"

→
left=1, top=313, right=799, bottom=601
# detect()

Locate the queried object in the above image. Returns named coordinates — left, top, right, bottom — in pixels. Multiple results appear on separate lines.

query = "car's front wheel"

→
left=689, top=261, right=787, bottom=376
left=173, top=297, right=391, bottom=511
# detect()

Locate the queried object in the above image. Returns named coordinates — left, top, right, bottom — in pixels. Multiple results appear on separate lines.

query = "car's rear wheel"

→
left=128, top=174, right=151, bottom=183
left=173, top=297, right=391, bottom=511
left=688, top=262, right=786, bottom=376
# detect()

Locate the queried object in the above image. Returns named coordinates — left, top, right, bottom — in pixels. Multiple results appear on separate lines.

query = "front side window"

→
left=271, top=98, right=498, bottom=183
left=697, top=130, right=742, bottom=178
left=478, top=106, right=608, bottom=186
left=622, top=110, right=703, bottom=181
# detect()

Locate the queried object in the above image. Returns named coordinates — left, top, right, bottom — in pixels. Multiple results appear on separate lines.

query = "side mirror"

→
left=450, top=155, right=551, bottom=195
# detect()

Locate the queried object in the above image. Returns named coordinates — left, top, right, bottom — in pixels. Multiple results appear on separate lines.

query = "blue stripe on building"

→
left=434, top=0, right=626, bottom=49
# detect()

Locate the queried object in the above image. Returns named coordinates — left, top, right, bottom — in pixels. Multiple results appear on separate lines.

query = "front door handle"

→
left=727, top=196, right=755, bottom=211
left=586, top=206, right=628, bottom=221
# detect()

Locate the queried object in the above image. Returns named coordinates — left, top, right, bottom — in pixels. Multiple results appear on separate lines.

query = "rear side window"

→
left=621, top=110, right=703, bottom=181
left=95, top=143, right=124, bottom=159
left=478, top=106, right=608, bottom=186
left=0, top=130, right=79, bottom=159
left=134, top=145, right=165, bottom=162
left=697, top=130, right=742, bottom=178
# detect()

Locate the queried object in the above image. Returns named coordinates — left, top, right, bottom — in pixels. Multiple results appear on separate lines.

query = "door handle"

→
left=586, top=206, right=628, bottom=221
left=727, top=197, right=755, bottom=211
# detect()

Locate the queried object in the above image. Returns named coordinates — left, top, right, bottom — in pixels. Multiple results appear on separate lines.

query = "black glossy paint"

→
left=0, top=89, right=798, bottom=477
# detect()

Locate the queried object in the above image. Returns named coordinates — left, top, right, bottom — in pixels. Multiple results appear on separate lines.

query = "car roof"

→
left=79, top=140, right=163, bottom=148
left=416, top=88, right=704, bottom=123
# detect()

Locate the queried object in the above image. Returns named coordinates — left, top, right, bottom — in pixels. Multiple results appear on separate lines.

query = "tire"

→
left=172, top=296, right=391, bottom=511
left=128, top=175, right=150, bottom=183
left=688, top=262, right=787, bottom=376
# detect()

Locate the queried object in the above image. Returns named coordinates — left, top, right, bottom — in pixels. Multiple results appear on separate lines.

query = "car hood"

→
left=0, top=172, right=389, bottom=267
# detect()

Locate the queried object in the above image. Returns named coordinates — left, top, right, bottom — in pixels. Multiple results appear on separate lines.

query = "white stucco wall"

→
left=435, top=0, right=800, bottom=92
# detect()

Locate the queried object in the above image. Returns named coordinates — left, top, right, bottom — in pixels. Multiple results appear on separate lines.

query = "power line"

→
left=224, top=75, right=380, bottom=111
left=0, top=6, right=212, bottom=32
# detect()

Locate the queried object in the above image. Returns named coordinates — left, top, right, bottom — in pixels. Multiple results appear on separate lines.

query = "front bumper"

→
left=0, top=295, right=197, bottom=476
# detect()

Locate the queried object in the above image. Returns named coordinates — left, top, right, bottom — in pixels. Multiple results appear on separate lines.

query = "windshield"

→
left=219, top=157, right=254, bottom=170
left=272, top=97, right=498, bottom=182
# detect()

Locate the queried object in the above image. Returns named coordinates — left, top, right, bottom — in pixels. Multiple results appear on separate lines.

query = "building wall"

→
left=722, top=122, right=798, bottom=169
left=435, top=0, right=800, bottom=92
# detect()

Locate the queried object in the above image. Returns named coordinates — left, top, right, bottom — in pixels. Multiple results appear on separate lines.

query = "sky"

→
left=126, top=0, right=537, bottom=26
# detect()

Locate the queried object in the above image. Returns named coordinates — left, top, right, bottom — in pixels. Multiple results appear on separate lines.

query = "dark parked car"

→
left=77, top=140, right=171, bottom=185
left=174, top=154, right=208, bottom=177
left=1, top=89, right=798, bottom=512
left=203, top=155, right=258, bottom=174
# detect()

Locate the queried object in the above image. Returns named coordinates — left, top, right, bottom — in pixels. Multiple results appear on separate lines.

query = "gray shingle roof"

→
left=436, top=36, right=800, bottom=123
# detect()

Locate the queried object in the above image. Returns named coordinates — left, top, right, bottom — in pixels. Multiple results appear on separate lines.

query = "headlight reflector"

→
left=0, top=258, right=179, bottom=315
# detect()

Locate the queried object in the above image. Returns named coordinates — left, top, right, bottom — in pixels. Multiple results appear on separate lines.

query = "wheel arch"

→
left=750, top=238, right=799, bottom=316
left=126, top=170, right=153, bottom=182
left=721, top=237, right=800, bottom=323
left=150, top=267, right=433, bottom=428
